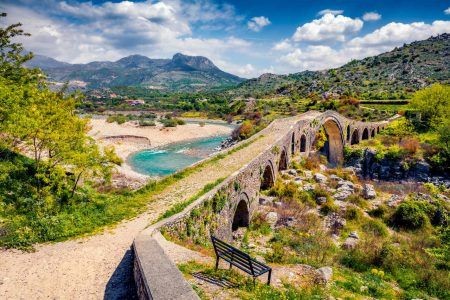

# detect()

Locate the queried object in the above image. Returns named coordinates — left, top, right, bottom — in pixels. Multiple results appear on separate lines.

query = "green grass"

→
left=0, top=135, right=261, bottom=249
left=157, top=177, right=225, bottom=221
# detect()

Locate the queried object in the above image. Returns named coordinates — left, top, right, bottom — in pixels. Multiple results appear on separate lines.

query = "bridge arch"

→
left=291, top=132, right=295, bottom=155
left=351, top=129, right=359, bottom=145
left=300, top=134, right=307, bottom=153
left=278, top=148, right=288, bottom=171
left=320, top=118, right=344, bottom=166
left=232, top=193, right=250, bottom=231
left=260, top=161, right=275, bottom=190
left=362, top=128, right=369, bottom=140
left=346, top=125, right=351, bottom=142
left=377, top=126, right=380, bottom=134
left=371, top=129, right=375, bottom=138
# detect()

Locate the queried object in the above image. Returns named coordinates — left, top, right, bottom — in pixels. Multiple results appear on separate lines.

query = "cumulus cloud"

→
left=444, top=7, right=450, bottom=15
left=272, top=39, right=294, bottom=52
left=292, top=13, right=363, bottom=42
left=362, top=12, right=381, bottom=21
left=348, top=20, right=450, bottom=48
left=279, top=46, right=346, bottom=71
left=1, top=0, right=253, bottom=76
left=318, top=9, right=344, bottom=16
left=247, top=16, right=271, bottom=32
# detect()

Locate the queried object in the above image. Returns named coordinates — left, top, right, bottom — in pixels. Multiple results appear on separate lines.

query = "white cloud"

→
left=362, top=12, right=381, bottom=21
left=444, top=7, right=450, bottom=15
left=279, top=46, right=347, bottom=71
left=292, top=13, right=363, bottom=42
left=272, top=39, right=294, bottom=52
left=1, top=0, right=253, bottom=72
left=247, top=16, right=271, bottom=32
left=348, top=20, right=450, bottom=48
left=318, top=9, right=344, bottom=16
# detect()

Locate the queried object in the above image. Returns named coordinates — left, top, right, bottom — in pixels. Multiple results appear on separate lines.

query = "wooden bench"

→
left=211, top=236, right=272, bottom=285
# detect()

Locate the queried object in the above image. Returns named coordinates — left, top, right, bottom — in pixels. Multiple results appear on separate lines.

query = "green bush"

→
left=391, top=200, right=431, bottom=230
left=362, top=219, right=388, bottom=237
left=139, top=119, right=156, bottom=126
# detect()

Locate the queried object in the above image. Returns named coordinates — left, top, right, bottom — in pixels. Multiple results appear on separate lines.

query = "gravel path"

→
left=0, top=113, right=317, bottom=299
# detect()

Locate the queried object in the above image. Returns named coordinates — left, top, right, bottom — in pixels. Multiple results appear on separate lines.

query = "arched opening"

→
left=261, top=163, right=274, bottom=190
left=351, top=129, right=359, bottom=145
left=371, top=129, right=375, bottom=138
left=232, top=200, right=249, bottom=231
left=377, top=127, right=380, bottom=133
left=362, top=128, right=369, bottom=140
left=279, top=149, right=288, bottom=171
left=291, top=133, right=295, bottom=155
left=346, top=125, right=351, bottom=141
left=313, top=119, right=344, bottom=166
left=300, top=134, right=307, bottom=152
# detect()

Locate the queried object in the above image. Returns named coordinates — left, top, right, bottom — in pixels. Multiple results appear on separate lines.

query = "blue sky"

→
left=1, top=0, right=449, bottom=77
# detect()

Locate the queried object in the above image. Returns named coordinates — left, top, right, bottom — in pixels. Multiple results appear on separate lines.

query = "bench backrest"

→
left=211, top=236, right=255, bottom=275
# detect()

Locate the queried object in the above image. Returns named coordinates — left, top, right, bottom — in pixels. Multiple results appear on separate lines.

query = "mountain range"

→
left=25, top=53, right=244, bottom=91
left=232, top=33, right=450, bottom=99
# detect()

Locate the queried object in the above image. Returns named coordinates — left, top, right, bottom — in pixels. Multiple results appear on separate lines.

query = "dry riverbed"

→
left=88, top=118, right=233, bottom=188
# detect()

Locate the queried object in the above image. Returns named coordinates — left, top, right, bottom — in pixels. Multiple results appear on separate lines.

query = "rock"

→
left=265, top=212, right=278, bottom=228
left=314, top=173, right=328, bottom=183
left=317, top=197, right=327, bottom=205
left=303, top=170, right=313, bottom=179
left=259, top=196, right=275, bottom=205
left=232, top=227, right=246, bottom=240
left=302, top=184, right=315, bottom=191
left=325, top=213, right=346, bottom=233
left=248, top=243, right=256, bottom=249
left=288, top=169, right=298, bottom=176
left=316, top=267, right=333, bottom=283
left=330, top=174, right=343, bottom=182
left=273, top=201, right=283, bottom=208
left=293, top=177, right=303, bottom=184
left=337, top=180, right=354, bottom=191
left=333, top=190, right=352, bottom=201
left=436, top=194, right=449, bottom=201
left=387, top=194, right=402, bottom=207
left=348, top=231, right=359, bottom=239
left=319, top=164, right=328, bottom=172
left=362, top=184, right=376, bottom=199
left=342, top=237, right=359, bottom=249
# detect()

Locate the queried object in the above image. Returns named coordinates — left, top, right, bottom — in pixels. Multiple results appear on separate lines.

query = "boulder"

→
left=342, top=237, right=359, bottom=249
left=348, top=231, right=359, bottom=239
left=265, top=212, right=278, bottom=228
left=316, top=197, right=327, bottom=205
left=333, top=190, right=352, bottom=201
left=288, top=169, right=298, bottom=176
left=337, top=180, right=354, bottom=191
left=325, top=213, right=346, bottom=232
left=387, top=194, right=402, bottom=207
left=362, top=184, right=376, bottom=199
left=314, top=173, right=328, bottom=183
left=330, top=174, right=343, bottom=182
left=302, top=184, right=315, bottom=191
left=259, top=196, right=276, bottom=206
left=316, top=267, right=333, bottom=283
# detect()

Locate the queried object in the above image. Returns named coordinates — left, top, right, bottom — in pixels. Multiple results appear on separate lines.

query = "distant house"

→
left=109, top=93, right=118, bottom=98
left=125, top=99, right=145, bottom=106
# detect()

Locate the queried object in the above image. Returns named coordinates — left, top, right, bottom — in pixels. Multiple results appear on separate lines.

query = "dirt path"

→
left=0, top=113, right=317, bottom=299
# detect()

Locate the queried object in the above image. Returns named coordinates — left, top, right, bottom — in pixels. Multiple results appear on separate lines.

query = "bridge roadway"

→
left=0, top=111, right=391, bottom=299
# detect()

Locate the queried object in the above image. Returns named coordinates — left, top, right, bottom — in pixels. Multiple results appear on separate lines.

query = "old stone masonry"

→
left=133, top=110, right=397, bottom=300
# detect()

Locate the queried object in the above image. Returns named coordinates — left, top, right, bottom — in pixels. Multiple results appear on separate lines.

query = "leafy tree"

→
left=408, top=84, right=450, bottom=131
left=0, top=13, right=40, bottom=83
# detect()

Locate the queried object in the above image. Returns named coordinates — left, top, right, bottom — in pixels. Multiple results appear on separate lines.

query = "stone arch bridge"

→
left=133, top=110, right=397, bottom=299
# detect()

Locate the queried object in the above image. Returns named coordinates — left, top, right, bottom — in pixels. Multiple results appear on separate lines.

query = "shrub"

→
left=368, top=205, right=388, bottom=218
left=139, top=120, right=156, bottom=126
left=345, top=206, right=362, bottom=221
left=320, top=200, right=338, bottom=215
left=400, top=138, right=420, bottom=154
left=392, top=201, right=430, bottom=230
left=362, top=219, right=388, bottom=237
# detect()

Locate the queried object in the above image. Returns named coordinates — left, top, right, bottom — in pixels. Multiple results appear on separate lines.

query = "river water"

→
left=127, top=134, right=230, bottom=177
